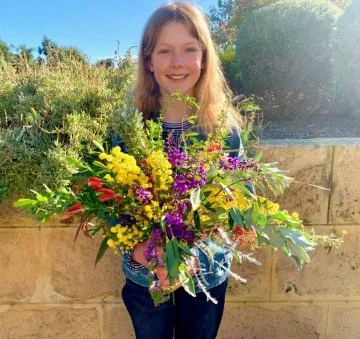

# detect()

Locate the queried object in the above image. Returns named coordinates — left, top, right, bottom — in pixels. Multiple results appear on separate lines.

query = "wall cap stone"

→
left=260, top=138, right=360, bottom=147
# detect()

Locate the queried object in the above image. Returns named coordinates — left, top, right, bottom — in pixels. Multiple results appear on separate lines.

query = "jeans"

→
left=121, top=278, right=228, bottom=339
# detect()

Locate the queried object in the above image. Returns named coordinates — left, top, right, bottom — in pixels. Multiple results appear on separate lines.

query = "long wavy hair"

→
left=134, top=2, right=240, bottom=132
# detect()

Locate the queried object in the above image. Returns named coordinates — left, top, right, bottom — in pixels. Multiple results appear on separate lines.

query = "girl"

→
left=121, top=3, right=243, bottom=338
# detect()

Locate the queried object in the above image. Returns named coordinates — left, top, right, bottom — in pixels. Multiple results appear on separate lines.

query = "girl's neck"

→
left=162, top=101, right=192, bottom=123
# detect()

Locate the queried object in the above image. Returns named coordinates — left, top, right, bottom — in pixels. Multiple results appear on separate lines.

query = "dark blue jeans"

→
left=121, top=278, right=228, bottom=339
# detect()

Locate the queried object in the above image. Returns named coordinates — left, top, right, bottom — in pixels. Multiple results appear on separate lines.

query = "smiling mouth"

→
left=166, top=74, right=189, bottom=80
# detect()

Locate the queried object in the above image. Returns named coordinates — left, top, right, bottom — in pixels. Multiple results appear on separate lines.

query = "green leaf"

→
left=177, top=242, right=193, bottom=256
left=229, top=208, right=243, bottom=226
left=92, top=140, right=105, bottom=152
left=190, top=188, right=201, bottom=210
left=279, top=228, right=316, bottom=249
left=260, top=226, right=286, bottom=248
left=66, top=157, right=87, bottom=169
left=256, top=213, right=267, bottom=227
left=285, top=240, right=311, bottom=271
left=13, top=198, right=38, bottom=208
left=36, top=194, right=48, bottom=203
left=179, top=263, right=195, bottom=297
left=93, top=160, right=107, bottom=169
left=193, top=210, right=201, bottom=231
left=165, top=239, right=181, bottom=281
left=95, top=236, right=109, bottom=265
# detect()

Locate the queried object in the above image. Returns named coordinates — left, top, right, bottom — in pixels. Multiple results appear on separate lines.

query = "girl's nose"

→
left=171, top=52, right=184, bottom=68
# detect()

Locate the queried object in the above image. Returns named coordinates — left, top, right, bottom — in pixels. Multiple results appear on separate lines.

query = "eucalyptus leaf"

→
left=279, top=228, right=316, bottom=249
left=95, top=236, right=109, bottom=265
left=190, top=188, right=201, bottom=210
left=229, top=208, right=243, bottom=226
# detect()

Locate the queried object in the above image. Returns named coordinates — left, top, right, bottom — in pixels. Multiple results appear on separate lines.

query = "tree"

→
left=37, top=36, right=87, bottom=64
left=208, top=0, right=276, bottom=50
left=0, top=40, right=16, bottom=63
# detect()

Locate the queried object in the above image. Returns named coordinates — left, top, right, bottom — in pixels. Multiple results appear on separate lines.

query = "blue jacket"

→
left=120, top=124, right=245, bottom=293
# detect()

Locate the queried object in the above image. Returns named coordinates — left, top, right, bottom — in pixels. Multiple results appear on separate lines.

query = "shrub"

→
left=333, top=0, right=360, bottom=117
left=0, top=53, right=136, bottom=201
left=235, top=0, right=341, bottom=119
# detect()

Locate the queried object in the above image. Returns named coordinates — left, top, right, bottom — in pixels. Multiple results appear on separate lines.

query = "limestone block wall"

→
left=0, top=138, right=359, bottom=339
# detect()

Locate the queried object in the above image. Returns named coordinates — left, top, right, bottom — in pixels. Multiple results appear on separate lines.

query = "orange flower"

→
left=207, top=143, right=221, bottom=152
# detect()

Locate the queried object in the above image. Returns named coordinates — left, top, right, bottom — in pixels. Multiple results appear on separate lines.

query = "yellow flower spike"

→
left=99, top=152, right=107, bottom=160
left=110, top=227, right=117, bottom=233
left=111, top=146, right=122, bottom=157
left=107, top=239, right=115, bottom=248
left=104, top=174, right=114, bottom=183
left=292, top=212, right=299, bottom=219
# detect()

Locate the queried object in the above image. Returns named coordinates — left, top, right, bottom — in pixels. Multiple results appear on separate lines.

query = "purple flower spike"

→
left=144, top=228, right=164, bottom=266
left=166, top=135, right=190, bottom=168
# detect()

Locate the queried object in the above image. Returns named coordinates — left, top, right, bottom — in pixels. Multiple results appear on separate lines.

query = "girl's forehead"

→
left=155, top=21, right=199, bottom=45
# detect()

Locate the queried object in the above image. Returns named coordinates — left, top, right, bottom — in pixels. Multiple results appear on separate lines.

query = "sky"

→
left=0, top=0, right=219, bottom=62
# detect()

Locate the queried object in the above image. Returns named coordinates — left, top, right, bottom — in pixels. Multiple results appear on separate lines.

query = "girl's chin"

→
left=161, top=88, right=195, bottom=97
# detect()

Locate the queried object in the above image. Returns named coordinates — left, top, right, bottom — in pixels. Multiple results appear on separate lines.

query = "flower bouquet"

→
left=14, top=94, right=341, bottom=305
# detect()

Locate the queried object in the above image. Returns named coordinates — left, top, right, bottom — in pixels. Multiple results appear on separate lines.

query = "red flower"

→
left=66, top=202, right=85, bottom=215
left=234, top=225, right=245, bottom=235
left=98, top=188, right=120, bottom=202
left=88, top=177, right=103, bottom=190
left=207, top=143, right=221, bottom=152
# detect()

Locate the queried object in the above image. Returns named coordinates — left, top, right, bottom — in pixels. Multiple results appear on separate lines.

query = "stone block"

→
left=42, top=228, right=124, bottom=301
left=0, top=304, right=101, bottom=339
left=227, top=248, right=271, bottom=301
left=327, top=302, right=360, bottom=339
left=0, top=229, right=41, bottom=302
left=104, top=304, right=135, bottom=338
left=330, top=146, right=360, bottom=224
left=272, top=225, right=360, bottom=301
left=218, top=301, right=327, bottom=339
left=261, top=144, right=332, bottom=225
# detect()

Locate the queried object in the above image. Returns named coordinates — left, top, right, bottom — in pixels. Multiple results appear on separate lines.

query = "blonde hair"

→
left=134, top=2, right=240, bottom=132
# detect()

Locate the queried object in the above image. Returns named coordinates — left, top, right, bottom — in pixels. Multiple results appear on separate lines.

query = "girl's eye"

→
left=159, top=49, right=170, bottom=54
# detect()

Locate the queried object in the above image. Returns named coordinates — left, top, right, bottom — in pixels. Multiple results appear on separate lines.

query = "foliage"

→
left=208, top=0, right=276, bottom=50
left=0, top=48, right=137, bottom=201
left=233, top=0, right=341, bottom=119
left=333, top=0, right=360, bottom=117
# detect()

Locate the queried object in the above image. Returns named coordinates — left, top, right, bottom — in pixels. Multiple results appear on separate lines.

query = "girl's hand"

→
left=131, top=240, right=150, bottom=266
left=131, top=241, right=199, bottom=291
left=155, top=255, right=199, bottom=291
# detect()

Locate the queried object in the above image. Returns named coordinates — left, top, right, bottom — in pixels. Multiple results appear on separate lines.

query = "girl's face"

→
left=149, top=21, right=204, bottom=98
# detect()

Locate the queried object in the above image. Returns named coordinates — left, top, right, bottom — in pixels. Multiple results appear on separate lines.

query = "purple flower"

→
left=166, top=135, right=190, bottom=167
left=220, top=157, right=259, bottom=171
left=164, top=201, right=194, bottom=245
left=144, top=228, right=164, bottom=266
left=172, top=163, right=207, bottom=196
left=132, top=185, right=153, bottom=204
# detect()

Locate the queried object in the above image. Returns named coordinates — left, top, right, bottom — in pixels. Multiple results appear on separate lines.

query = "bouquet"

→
left=14, top=94, right=341, bottom=305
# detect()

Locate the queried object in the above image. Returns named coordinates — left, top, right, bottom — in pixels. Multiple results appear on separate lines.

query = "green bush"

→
left=333, top=0, right=360, bottom=117
left=234, top=0, right=341, bottom=118
left=0, top=53, right=136, bottom=201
